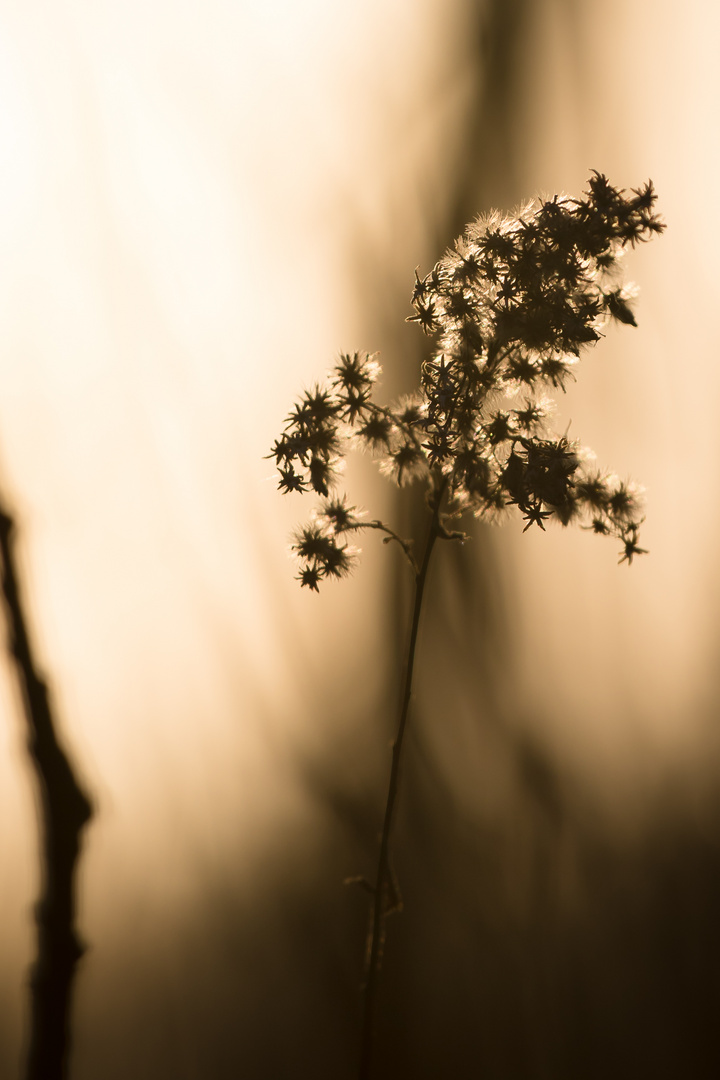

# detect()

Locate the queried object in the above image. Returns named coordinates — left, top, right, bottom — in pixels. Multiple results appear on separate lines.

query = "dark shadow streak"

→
left=0, top=503, right=93, bottom=1080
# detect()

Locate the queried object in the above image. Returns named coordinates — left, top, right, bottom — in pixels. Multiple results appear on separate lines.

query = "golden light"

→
left=0, top=0, right=718, bottom=1076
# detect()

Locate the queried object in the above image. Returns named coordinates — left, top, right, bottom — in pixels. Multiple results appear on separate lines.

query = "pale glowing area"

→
left=0, top=0, right=718, bottom=1075
left=499, top=0, right=720, bottom=783
left=0, top=1, right=480, bottom=1073
left=0, top=36, right=39, bottom=247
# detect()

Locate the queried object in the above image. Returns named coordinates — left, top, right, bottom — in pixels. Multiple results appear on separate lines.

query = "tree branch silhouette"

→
left=0, top=502, right=93, bottom=1080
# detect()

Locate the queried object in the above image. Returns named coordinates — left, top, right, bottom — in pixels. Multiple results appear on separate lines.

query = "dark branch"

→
left=0, top=503, right=93, bottom=1080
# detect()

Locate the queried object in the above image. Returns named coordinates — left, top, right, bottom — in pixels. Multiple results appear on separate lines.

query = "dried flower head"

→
left=271, top=174, right=664, bottom=586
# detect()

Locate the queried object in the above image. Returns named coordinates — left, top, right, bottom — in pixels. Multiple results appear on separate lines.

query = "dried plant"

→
left=270, top=173, right=664, bottom=1077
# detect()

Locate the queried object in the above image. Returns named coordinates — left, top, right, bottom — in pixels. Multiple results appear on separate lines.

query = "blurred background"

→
left=0, top=0, right=719, bottom=1076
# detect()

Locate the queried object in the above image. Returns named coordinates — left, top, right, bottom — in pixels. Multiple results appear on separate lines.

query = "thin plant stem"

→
left=358, top=483, right=444, bottom=1079
left=0, top=503, right=93, bottom=1080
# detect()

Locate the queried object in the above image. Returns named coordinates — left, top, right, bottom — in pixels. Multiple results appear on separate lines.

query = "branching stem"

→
left=358, top=481, right=445, bottom=1079
left=351, top=520, right=419, bottom=575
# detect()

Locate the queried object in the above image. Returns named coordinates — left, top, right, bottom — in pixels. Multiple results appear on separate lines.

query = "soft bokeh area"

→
left=0, top=1, right=718, bottom=1077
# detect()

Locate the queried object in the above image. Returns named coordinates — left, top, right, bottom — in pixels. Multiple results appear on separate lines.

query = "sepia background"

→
left=0, top=1, right=719, bottom=1076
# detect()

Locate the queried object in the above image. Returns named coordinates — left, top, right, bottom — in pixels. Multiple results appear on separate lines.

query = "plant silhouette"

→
left=271, top=173, right=664, bottom=1077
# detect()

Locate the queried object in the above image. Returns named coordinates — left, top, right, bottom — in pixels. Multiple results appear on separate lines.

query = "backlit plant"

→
left=270, top=172, right=663, bottom=1078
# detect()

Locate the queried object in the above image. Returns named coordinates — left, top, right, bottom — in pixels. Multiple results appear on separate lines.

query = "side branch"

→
left=0, top=505, right=93, bottom=1080
left=353, top=521, right=419, bottom=575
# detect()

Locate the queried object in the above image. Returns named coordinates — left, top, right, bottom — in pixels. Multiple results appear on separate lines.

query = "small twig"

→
left=352, top=520, right=419, bottom=575
left=0, top=503, right=93, bottom=1080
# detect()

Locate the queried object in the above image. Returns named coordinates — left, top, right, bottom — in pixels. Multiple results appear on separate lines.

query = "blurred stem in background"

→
left=0, top=502, right=92, bottom=1080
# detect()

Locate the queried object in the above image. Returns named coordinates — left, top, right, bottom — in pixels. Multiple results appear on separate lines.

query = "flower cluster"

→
left=290, top=496, right=362, bottom=593
left=270, top=353, right=425, bottom=588
left=271, top=174, right=663, bottom=587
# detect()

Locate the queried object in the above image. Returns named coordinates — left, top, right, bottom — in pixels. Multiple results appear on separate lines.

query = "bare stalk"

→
left=358, top=484, right=444, bottom=1079
left=0, top=503, right=93, bottom=1080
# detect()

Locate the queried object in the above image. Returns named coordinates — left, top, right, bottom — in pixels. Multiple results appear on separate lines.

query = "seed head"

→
left=272, top=175, right=664, bottom=585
